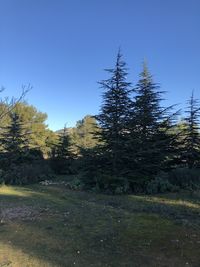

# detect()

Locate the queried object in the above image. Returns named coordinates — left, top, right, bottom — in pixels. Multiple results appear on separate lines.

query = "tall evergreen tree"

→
left=182, top=92, right=200, bottom=168
left=51, top=126, right=72, bottom=174
left=128, top=62, right=177, bottom=187
left=96, top=50, right=132, bottom=176
left=56, top=126, right=72, bottom=160
left=0, top=112, right=30, bottom=165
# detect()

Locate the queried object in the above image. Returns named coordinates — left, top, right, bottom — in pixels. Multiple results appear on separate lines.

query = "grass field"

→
left=0, top=181, right=200, bottom=267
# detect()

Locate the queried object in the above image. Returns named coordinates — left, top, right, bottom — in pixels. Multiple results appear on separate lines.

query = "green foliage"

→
left=82, top=58, right=179, bottom=193
left=50, top=157, right=73, bottom=175
left=181, top=92, right=200, bottom=168
left=98, top=175, right=130, bottom=194
left=127, top=62, right=178, bottom=182
left=0, top=112, right=30, bottom=164
left=71, top=115, right=100, bottom=154
left=146, top=168, right=200, bottom=194
left=2, top=58, right=200, bottom=194
left=78, top=145, right=130, bottom=193
left=79, top=57, right=180, bottom=193
left=95, top=50, right=132, bottom=176
left=65, top=176, right=83, bottom=190
left=0, top=100, right=56, bottom=185
left=1, top=161, right=54, bottom=185
left=55, top=126, right=71, bottom=159
left=146, top=173, right=178, bottom=194
left=82, top=166, right=130, bottom=194
left=14, top=102, right=56, bottom=156
left=167, top=168, right=200, bottom=190
left=51, top=126, right=73, bottom=174
left=0, top=101, right=56, bottom=157
left=79, top=147, right=106, bottom=188
left=45, top=129, right=59, bottom=157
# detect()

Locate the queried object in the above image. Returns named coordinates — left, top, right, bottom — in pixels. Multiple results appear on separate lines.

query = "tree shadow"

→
left=0, top=185, right=200, bottom=266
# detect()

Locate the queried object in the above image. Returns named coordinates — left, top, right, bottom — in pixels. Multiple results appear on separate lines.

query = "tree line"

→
left=81, top=51, right=200, bottom=193
left=0, top=51, right=200, bottom=194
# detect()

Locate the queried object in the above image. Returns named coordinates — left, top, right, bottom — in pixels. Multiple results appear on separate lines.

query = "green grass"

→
left=0, top=183, right=200, bottom=267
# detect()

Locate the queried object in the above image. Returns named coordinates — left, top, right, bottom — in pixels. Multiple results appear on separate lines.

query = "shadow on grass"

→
left=0, top=185, right=200, bottom=266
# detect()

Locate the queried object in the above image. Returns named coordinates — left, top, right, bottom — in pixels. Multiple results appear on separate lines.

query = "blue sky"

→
left=0, top=0, right=199, bottom=131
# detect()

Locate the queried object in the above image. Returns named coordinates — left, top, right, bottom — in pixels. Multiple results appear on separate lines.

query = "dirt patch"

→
left=0, top=206, right=40, bottom=222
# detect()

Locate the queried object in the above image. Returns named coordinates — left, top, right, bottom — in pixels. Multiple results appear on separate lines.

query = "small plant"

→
left=146, top=172, right=179, bottom=194
left=91, top=174, right=130, bottom=194
left=65, top=177, right=83, bottom=191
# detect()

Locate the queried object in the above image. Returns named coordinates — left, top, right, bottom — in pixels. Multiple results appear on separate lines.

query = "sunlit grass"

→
left=129, top=195, right=200, bottom=209
left=0, top=185, right=59, bottom=202
left=0, top=185, right=32, bottom=197
left=0, top=243, right=53, bottom=267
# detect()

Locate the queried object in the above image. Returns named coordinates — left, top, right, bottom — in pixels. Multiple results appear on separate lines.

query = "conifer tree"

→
left=96, top=50, right=132, bottom=176
left=56, top=126, right=71, bottom=159
left=52, top=126, right=72, bottom=174
left=0, top=112, right=30, bottom=164
left=182, top=92, right=200, bottom=168
left=128, top=63, right=177, bottom=187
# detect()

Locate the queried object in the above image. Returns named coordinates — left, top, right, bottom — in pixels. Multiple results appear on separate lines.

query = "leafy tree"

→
left=0, top=87, right=28, bottom=126
left=182, top=92, right=200, bottom=168
left=0, top=101, right=57, bottom=158
left=71, top=115, right=99, bottom=154
left=14, top=102, right=50, bottom=154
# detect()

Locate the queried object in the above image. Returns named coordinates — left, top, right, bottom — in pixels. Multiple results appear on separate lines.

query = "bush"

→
left=65, top=177, right=83, bottom=191
left=146, top=168, right=200, bottom=194
left=128, top=174, right=151, bottom=193
left=2, top=160, right=54, bottom=185
left=146, top=173, right=178, bottom=194
left=167, top=168, right=200, bottom=190
left=82, top=173, right=130, bottom=194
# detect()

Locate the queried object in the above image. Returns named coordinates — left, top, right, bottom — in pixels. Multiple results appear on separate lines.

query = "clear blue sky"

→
left=0, top=0, right=200, bottom=131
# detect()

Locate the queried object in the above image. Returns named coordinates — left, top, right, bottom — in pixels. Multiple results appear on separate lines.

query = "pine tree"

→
left=71, top=115, right=99, bottom=154
left=0, top=112, right=30, bottom=164
left=52, top=126, right=72, bottom=174
left=96, top=50, right=132, bottom=177
left=56, top=126, right=71, bottom=159
left=128, top=62, right=177, bottom=187
left=14, top=102, right=49, bottom=155
left=182, top=92, right=200, bottom=168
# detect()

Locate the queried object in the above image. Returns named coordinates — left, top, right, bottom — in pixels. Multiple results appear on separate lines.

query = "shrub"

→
left=167, top=168, right=200, bottom=190
left=2, top=160, right=54, bottom=185
left=83, top=174, right=130, bottom=194
left=128, top=174, right=151, bottom=193
left=65, top=177, right=83, bottom=191
left=146, top=173, right=178, bottom=194
left=146, top=168, right=200, bottom=194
